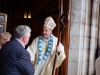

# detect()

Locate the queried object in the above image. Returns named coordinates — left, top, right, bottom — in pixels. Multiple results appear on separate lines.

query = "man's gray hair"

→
left=14, top=25, right=31, bottom=38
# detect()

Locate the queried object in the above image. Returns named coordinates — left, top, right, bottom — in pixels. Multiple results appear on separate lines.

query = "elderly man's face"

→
left=24, top=32, right=31, bottom=46
left=42, top=26, right=52, bottom=39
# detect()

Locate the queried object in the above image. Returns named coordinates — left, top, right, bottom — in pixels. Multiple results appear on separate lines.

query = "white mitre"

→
left=44, top=16, right=56, bottom=30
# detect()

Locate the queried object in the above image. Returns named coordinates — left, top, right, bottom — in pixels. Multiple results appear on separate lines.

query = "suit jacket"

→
left=0, top=38, right=35, bottom=75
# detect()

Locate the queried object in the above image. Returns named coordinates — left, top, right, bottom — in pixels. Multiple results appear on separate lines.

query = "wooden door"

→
left=55, top=0, right=71, bottom=75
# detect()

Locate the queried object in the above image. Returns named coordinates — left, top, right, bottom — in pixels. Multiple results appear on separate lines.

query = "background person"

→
left=0, top=32, right=12, bottom=49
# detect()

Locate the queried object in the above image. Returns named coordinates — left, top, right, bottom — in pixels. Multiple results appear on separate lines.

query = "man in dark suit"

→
left=0, top=25, right=35, bottom=75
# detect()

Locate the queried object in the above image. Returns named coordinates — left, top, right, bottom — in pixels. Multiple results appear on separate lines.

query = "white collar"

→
left=15, top=38, right=25, bottom=48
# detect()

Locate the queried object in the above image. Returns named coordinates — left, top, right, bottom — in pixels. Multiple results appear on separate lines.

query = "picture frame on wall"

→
left=0, top=15, right=5, bottom=22
left=0, top=23, right=6, bottom=32
left=0, top=13, right=7, bottom=32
